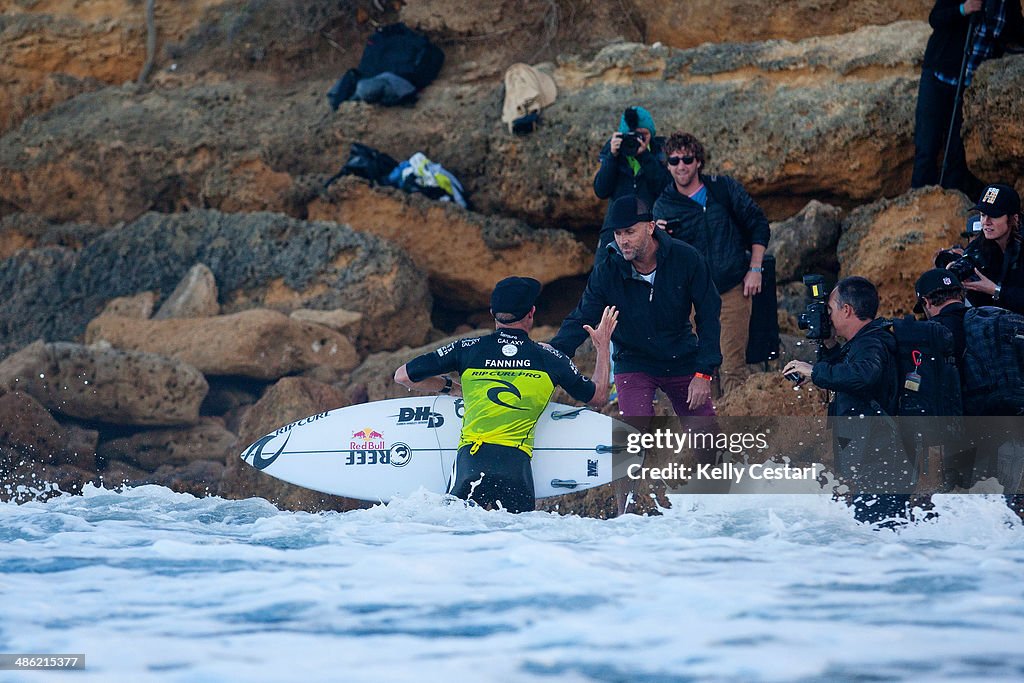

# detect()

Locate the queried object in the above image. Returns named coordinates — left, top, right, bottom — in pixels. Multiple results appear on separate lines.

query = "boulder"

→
left=837, top=187, right=973, bottom=317
left=86, top=309, right=359, bottom=380
left=96, top=417, right=237, bottom=472
left=309, top=178, right=592, bottom=309
left=0, top=390, right=97, bottom=469
left=0, top=340, right=208, bottom=426
left=145, top=459, right=226, bottom=498
left=963, top=54, right=1024, bottom=191
left=235, top=376, right=350, bottom=447
left=98, top=459, right=151, bottom=488
left=99, top=292, right=157, bottom=319
left=153, top=263, right=219, bottom=319
left=769, top=200, right=844, bottom=283
left=0, top=210, right=432, bottom=359
left=289, top=308, right=363, bottom=337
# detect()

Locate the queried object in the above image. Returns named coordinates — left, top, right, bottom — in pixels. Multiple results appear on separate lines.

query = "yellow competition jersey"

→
left=405, top=328, right=596, bottom=456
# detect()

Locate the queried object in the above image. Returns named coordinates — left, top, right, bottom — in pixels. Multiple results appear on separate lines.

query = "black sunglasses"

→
left=667, top=155, right=696, bottom=166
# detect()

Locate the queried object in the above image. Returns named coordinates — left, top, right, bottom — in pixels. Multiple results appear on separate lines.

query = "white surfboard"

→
left=239, top=396, right=643, bottom=502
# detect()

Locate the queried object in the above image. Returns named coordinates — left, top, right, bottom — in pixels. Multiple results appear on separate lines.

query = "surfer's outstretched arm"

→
left=583, top=305, right=618, bottom=408
left=394, top=364, right=462, bottom=397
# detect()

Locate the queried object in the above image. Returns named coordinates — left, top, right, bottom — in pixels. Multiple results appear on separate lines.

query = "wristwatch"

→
left=749, top=266, right=763, bottom=273
left=439, top=377, right=453, bottom=394
left=993, top=284, right=1002, bottom=302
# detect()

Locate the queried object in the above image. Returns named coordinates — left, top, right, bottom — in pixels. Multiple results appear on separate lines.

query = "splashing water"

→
left=1, top=485, right=1022, bottom=682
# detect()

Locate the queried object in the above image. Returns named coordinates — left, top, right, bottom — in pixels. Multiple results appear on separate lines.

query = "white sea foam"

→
left=1, top=484, right=1022, bottom=682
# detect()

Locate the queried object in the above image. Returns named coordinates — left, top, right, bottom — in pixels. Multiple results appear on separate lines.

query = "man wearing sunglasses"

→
left=653, top=132, right=772, bottom=396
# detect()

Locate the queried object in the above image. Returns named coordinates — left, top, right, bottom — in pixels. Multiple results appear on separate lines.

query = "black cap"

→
left=914, top=268, right=962, bottom=313
left=606, top=195, right=653, bottom=231
left=490, top=277, right=541, bottom=322
left=970, top=183, right=1021, bottom=218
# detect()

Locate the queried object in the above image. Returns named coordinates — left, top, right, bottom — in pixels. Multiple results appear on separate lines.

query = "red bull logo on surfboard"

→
left=351, top=428, right=385, bottom=451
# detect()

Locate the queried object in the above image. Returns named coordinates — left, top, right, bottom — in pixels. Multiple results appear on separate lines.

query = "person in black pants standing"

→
left=911, top=0, right=1008, bottom=194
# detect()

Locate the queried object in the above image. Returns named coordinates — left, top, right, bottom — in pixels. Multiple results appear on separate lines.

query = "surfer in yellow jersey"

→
left=395, top=277, right=618, bottom=512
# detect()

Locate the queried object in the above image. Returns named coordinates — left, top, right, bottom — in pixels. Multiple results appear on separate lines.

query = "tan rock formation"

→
left=1, top=0, right=228, bottom=135
left=0, top=340, right=207, bottom=425
left=309, top=178, right=592, bottom=308
left=0, top=22, right=930, bottom=229
left=289, top=308, right=363, bottom=337
left=86, top=309, right=359, bottom=380
left=153, top=263, right=219, bottom=319
left=837, top=187, right=972, bottom=317
left=100, top=291, right=157, bottom=319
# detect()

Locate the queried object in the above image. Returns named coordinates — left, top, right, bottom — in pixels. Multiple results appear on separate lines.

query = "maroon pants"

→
left=615, top=372, right=716, bottom=417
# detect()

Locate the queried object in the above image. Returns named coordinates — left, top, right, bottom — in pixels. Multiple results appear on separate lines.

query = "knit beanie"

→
left=618, top=106, right=656, bottom=137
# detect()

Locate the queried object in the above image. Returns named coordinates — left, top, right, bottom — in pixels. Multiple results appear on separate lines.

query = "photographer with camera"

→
left=938, top=183, right=1024, bottom=314
left=593, top=106, right=670, bottom=252
left=782, top=277, right=913, bottom=525
left=652, top=131, right=771, bottom=396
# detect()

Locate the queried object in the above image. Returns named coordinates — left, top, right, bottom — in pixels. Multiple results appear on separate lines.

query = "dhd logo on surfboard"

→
left=395, top=406, right=444, bottom=428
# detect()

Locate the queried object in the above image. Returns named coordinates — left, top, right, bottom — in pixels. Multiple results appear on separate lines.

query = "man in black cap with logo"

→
left=394, top=277, right=618, bottom=512
left=915, top=268, right=969, bottom=362
left=550, top=195, right=721, bottom=417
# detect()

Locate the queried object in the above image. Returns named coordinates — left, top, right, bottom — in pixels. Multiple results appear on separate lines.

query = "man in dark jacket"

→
left=782, top=277, right=912, bottom=525
left=911, top=0, right=1007, bottom=193
left=653, top=131, right=771, bottom=395
left=551, top=195, right=722, bottom=417
left=593, top=106, right=670, bottom=252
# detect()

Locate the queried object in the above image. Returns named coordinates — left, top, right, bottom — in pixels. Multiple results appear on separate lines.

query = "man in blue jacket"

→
left=550, top=195, right=722, bottom=417
left=653, top=131, right=771, bottom=396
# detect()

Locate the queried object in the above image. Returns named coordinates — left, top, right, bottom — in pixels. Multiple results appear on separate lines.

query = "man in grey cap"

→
left=395, top=277, right=618, bottom=512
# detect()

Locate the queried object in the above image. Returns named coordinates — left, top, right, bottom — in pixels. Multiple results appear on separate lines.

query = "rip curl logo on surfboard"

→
left=242, top=433, right=291, bottom=471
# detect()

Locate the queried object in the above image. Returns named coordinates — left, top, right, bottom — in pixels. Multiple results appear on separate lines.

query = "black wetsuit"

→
left=405, top=328, right=596, bottom=512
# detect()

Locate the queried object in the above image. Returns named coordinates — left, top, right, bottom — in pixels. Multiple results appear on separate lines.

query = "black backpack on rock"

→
left=324, top=143, right=399, bottom=189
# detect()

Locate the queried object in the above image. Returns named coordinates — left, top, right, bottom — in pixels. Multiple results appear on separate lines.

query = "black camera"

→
left=619, top=131, right=643, bottom=157
left=935, top=249, right=984, bottom=282
left=797, top=274, right=832, bottom=341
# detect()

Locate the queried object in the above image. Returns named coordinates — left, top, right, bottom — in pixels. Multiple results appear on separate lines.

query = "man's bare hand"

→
left=687, top=375, right=712, bottom=410
left=742, top=270, right=763, bottom=297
